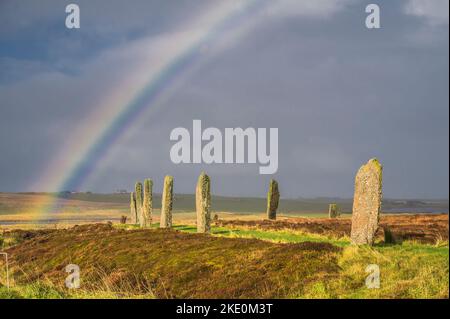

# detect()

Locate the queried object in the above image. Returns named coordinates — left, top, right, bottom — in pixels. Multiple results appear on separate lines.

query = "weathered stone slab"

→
left=135, top=182, right=143, bottom=225
left=130, top=192, right=137, bottom=224
left=351, top=158, right=383, bottom=245
left=160, top=175, right=173, bottom=228
left=266, top=179, right=279, bottom=220
left=328, top=204, right=339, bottom=218
left=196, top=172, right=211, bottom=233
left=141, top=178, right=153, bottom=228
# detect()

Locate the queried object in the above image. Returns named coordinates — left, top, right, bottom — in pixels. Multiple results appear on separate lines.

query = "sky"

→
left=0, top=0, right=448, bottom=199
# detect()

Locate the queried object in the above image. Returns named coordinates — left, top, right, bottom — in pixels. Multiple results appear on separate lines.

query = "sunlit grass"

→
left=171, top=224, right=350, bottom=246
left=2, top=221, right=448, bottom=299
left=170, top=223, right=449, bottom=299
left=0, top=282, right=155, bottom=299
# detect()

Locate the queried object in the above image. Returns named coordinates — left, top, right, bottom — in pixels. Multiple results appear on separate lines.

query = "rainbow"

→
left=32, top=0, right=270, bottom=221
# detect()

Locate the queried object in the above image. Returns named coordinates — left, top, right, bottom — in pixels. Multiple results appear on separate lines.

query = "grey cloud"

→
left=404, top=0, right=449, bottom=26
left=0, top=0, right=448, bottom=199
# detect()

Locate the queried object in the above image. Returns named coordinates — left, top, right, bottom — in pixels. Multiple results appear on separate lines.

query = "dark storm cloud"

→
left=0, top=0, right=448, bottom=198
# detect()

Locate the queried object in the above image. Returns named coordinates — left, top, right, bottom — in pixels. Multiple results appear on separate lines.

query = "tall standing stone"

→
left=135, top=182, right=143, bottom=225
left=130, top=192, right=137, bottom=224
left=160, top=175, right=173, bottom=228
left=196, top=172, right=211, bottom=233
left=141, top=178, right=153, bottom=228
left=351, top=158, right=383, bottom=245
left=329, top=204, right=339, bottom=218
left=266, top=179, right=280, bottom=220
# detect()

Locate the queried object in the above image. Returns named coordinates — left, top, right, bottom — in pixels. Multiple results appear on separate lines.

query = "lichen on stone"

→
left=266, top=179, right=279, bottom=220
left=196, top=171, right=211, bottom=233
left=160, top=175, right=174, bottom=228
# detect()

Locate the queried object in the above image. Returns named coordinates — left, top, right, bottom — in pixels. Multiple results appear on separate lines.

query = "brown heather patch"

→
left=4, top=223, right=341, bottom=298
left=216, top=213, right=449, bottom=244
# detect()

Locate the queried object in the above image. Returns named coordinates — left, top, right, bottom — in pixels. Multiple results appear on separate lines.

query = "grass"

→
left=0, top=282, right=154, bottom=299
left=329, top=244, right=449, bottom=299
left=184, top=224, right=448, bottom=298
left=1, top=224, right=342, bottom=298
left=1, top=222, right=448, bottom=299
left=170, top=224, right=351, bottom=247
left=0, top=282, right=65, bottom=299
left=115, top=222, right=449, bottom=298
left=1, top=192, right=448, bottom=299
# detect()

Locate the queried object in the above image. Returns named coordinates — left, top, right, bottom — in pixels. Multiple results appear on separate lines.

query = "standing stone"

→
left=141, top=179, right=153, bottom=228
left=266, top=179, right=280, bottom=220
left=329, top=204, right=339, bottom=218
left=135, top=182, right=143, bottom=225
left=130, top=192, right=137, bottom=224
left=160, top=175, right=173, bottom=228
left=351, top=158, right=383, bottom=245
left=196, top=172, right=211, bottom=233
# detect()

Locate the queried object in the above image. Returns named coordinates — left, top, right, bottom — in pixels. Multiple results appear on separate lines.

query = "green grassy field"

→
left=1, top=222, right=448, bottom=299
left=0, top=193, right=448, bottom=299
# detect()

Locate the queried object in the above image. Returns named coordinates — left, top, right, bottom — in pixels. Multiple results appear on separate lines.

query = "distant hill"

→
left=15, top=192, right=449, bottom=214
